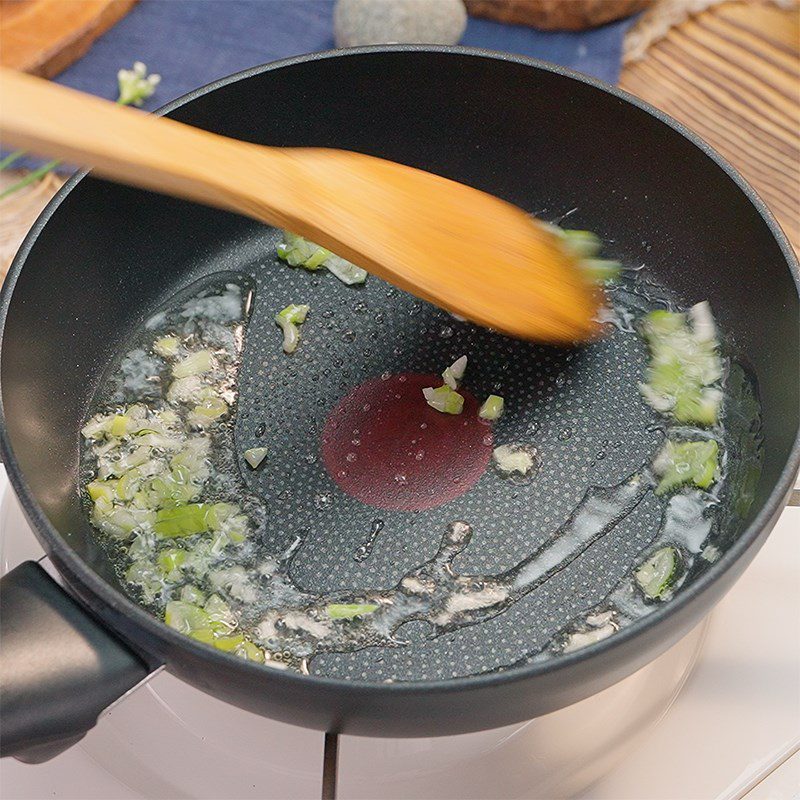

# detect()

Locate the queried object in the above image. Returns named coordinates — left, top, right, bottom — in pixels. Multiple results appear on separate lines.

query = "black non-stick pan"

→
left=1, top=47, right=798, bottom=763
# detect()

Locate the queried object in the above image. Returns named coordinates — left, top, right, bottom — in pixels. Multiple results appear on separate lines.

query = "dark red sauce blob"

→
left=321, top=373, right=492, bottom=511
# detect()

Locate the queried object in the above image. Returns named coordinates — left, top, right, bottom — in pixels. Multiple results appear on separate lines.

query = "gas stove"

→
left=1, top=468, right=797, bottom=799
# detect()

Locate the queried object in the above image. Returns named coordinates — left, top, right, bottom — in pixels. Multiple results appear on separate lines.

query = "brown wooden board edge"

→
left=1, top=0, right=139, bottom=78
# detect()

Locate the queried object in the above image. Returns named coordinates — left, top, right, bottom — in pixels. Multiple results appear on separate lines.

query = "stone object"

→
left=334, top=0, right=467, bottom=47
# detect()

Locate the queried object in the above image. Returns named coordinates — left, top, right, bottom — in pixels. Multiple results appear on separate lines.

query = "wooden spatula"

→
left=0, top=67, right=598, bottom=342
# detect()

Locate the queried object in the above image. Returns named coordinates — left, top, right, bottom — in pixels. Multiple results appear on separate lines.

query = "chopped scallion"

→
left=652, top=439, right=719, bottom=495
left=638, top=302, right=722, bottom=426
left=478, top=395, right=504, bottom=421
left=243, top=447, right=268, bottom=469
left=153, top=336, right=180, bottom=358
left=110, top=414, right=130, bottom=438
left=180, top=584, right=206, bottom=605
left=277, top=231, right=367, bottom=285
left=423, top=385, right=464, bottom=414
left=275, top=304, right=310, bottom=354
left=173, top=350, right=214, bottom=379
left=188, top=396, right=228, bottom=427
left=635, top=546, right=681, bottom=600
left=442, top=355, right=467, bottom=389
left=165, top=600, right=211, bottom=633
left=326, top=603, right=379, bottom=619
left=154, top=503, right=213, bottom=538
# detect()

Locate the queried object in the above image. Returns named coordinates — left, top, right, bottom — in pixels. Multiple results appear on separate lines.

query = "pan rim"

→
left=1, top=44, right=798, bottom=699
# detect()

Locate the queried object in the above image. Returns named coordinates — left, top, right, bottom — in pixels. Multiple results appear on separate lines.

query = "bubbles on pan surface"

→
left=78, top=236, right=761, bottom=681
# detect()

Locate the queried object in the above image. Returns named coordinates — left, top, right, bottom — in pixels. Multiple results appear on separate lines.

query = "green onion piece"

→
left=116, top=468, right=142, bottom=501
left=643, top=309, right=686, bottom=336
left=189, top=396, right=228, bottom=426
left=277, top=231, right=367, bottom=284
left=442, top=355, right=468, bottom=389
left=688, top=301, right=717, bottom=343
left=159, top=409, right=180, bottom=427
left=635, top=546, right=681, bottom=600
left=205, top=503, right=238, bottom=531
left=243, top=447, right=268, bottom=469
left=672, top=387, right=722, bottom=427
left=275, top=304, right=309, bottom=354
left=91, top=495, right=114, bottom=518
left=172, top=350, right=213, bottom=379
left=275, top=316, right=299, bottom=353
left=538, top=222, right=619, bottom=284
left=237, top=640, right=266, bottom=663
left=304, top=247, right=331, bottom=270
left=277, top=232, right=328, bottom=268
left=326, top=603, right=379, bottom=620
left=154, top=503, right=213, bottom=538
left=110, top=414, right=130, bottom=438
left=638, top=302, right=722, bottom=426
left=204, top=594, right=236, bottom=632
left=82, top=414, right=113, bottom=440
left=581, top=258, right=622, bottom=283
left=223, top=514, right=248, bottom=544
left=148, top=464, right=201, bottom=509
left=324, top=254, right=368, bottom=285
left=479, top=395, right=505, bottom=420
left=652, top=439, right=719, bottom=496
left=560, top=229, right=602, bottom=259
left=189, top=628, right=216, bottom=644
left=423, top=385, right=464, bottom=414
left=148, top=472, right=201, bottom=509
left=278, top=304, right=310, bottom=324
left=154, top=336, right=180, bottom=358
left=125, top=446, right=151, bottom=469
left=95, top=507, right=154, bottom=539
left=701, top=544, right=721, bottom=563
left=171, top=439, right=211, bottom=475
left=212, top=633, right=245, bottom=652
left=157, top=548, right=187, bottom=574
left=180, top=584, right=206, bottom=605
left=171, top=463, right=191, bottom=485
left=87, top=480, right=117, bottom=503
left=131, top=490, right=151, bottom=509
left=165, top=600, right=211, bottom=633
left=125, top=560, right=163, bottom=601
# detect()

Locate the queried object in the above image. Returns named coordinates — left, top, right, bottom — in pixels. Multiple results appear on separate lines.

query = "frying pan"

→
left=1, top=47, right=798, bottom=764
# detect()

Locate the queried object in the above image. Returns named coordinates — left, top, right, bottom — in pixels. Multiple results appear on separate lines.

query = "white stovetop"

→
left=0, top=469, right=797, bottom=800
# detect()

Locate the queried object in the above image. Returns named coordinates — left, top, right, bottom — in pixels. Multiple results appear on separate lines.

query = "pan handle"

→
left=0, top=561, right=152, bottom=763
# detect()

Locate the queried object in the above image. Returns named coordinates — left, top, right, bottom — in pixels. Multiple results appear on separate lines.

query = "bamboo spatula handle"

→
left=0, top=67, right=299, bottom=228
left=0, top=67, right=598, bottom=342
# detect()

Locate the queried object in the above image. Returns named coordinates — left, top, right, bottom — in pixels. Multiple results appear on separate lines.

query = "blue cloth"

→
left=6, top=0, right=633, bottom=170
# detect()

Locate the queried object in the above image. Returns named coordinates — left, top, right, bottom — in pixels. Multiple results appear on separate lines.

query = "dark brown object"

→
left=0, top=0, right=138, bottom=78
left=465, top=0, right=651, bottom=31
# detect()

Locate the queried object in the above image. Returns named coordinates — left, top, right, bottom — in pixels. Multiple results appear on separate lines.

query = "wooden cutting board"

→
left=0, top=0, right=137, bottom=77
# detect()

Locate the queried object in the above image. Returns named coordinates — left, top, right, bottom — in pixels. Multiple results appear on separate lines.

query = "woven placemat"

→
left=0, top=171, right=65, bottom=277
left=624, top=0, right=797, bottom=61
